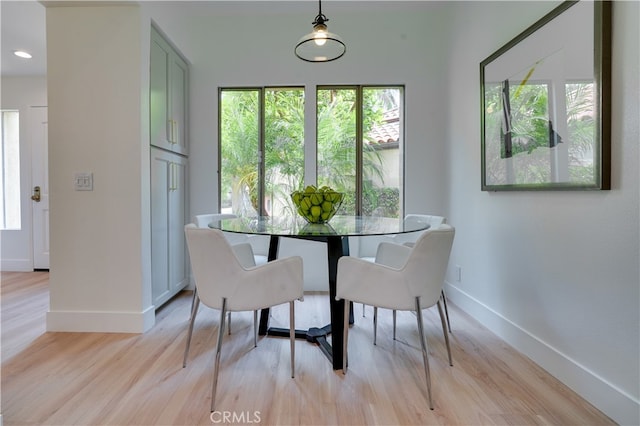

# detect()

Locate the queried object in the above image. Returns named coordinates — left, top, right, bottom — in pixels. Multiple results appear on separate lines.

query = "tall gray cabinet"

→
left=150, top=25, right=190, bottom=308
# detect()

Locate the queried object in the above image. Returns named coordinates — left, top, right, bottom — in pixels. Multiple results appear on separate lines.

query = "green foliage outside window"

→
left=484, top=81, right=596, bottom=185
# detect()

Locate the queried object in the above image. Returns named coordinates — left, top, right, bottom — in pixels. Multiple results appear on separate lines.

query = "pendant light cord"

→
left=313, top=0, right=328, bottom=26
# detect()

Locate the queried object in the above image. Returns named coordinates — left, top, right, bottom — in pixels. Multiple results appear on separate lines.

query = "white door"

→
left=30, top=106, right=49, bottom=269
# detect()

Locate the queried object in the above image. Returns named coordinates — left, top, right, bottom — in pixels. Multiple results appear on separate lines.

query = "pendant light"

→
left=294, top=0, right=346, bottom=63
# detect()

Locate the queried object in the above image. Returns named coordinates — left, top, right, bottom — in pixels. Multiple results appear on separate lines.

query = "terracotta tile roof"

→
left=367, top=108, right=399, bottom=145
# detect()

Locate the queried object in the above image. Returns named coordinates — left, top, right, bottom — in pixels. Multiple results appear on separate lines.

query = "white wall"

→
left=0, top=77, right=47, bottom=271
left=444, top=2, right=639, bottom=424
left=45, top=5, right=154, bottom=332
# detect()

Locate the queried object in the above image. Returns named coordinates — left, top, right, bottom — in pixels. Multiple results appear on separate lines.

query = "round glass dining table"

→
left=209, top=214, right=429, bottom=238
left=209, top=215, right=430, bottom=370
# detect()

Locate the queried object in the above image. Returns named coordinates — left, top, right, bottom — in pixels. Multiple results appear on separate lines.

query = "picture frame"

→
left=480, top=1, right=611, bottom=191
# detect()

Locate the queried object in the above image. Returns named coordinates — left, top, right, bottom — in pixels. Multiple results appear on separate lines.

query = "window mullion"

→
left=258, top=88, right=266, bottom=216
left=355, top=87, right=363, bottom=215
left=306, top=86, right=317, bottom=188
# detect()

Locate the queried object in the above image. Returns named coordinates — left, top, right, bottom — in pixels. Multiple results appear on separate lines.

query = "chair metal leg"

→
left=289, top=301, right=295, bottom=378
left=392, top=309, right=397, bottom=340
left=343, top=299, right=350, bottom=374
left=441, top=289, right=451, bottom=333
left=211, top=297, right=227, bottom=412
left=415, top=297, right=434, bottom=410
left=437, top=300, right=453, bottom=366
left=373, top=306, right=378, bottom=345
left=227, top=311, right=231, bottom=335
left=362, top=303, right=366, bottom=317
left=253, top=310, right=258, bottom=348
left=183, top=292, right=200, bottom=368
left=189, top=287, right=198, bottom=313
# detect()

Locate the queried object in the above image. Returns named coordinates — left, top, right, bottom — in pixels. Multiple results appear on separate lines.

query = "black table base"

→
left=259, top=310, right=353, bottom=365
left=257, top=234, right=352, bottom=370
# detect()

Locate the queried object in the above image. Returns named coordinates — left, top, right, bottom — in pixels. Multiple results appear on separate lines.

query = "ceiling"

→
left=0, top=0, right=319, bottom=77
left=0, top=1, right=434, bottom=78
left=1, top=0, right=47, bottom=76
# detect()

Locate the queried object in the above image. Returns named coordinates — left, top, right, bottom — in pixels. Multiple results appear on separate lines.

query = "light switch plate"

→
left=74, top=172, right=93, bottom=191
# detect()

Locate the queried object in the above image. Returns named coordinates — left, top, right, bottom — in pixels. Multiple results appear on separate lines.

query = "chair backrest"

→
left=194, top=213, right=247, bottom=245
left=352, top=215, right=446, bottom=259
left=403, top=224, right=455, bottom=306
left=391, top=214, right=446, bottom=245
left=405, top=214, right=446, bottom=228
left=350, top=234, right=393, bottom=260
left=185, top=224, right=251, bottom=309
left=194, top=213, right=237, bottom=228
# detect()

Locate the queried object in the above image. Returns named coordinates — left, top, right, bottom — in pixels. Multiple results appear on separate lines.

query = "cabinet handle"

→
left=173, top=163, right=180, bottom=191
left=174, top=162, right=180, bottom=191
left=168, top=162, right=174, bottom=191
left=169, top=163, right=173, bottom=191
left=171, top=163, right=177, bottom=191
left=166, top=119, right=179, bottom=145
left=173, top=120, right=179, bottom=145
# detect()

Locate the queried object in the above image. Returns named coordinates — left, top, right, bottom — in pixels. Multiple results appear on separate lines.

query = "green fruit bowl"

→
left=291, top=187, right=344, bottom=224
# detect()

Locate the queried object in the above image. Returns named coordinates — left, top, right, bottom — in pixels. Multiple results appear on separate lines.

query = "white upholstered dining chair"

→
left=385, top=215, right=452, bottom=334
left=193, top=213, right=267, bottom=335
left=352, top=214, right=452, bottom=333
left=183, top=224, right=304, bottom=411
left=336, top=224, right=455, bottom=410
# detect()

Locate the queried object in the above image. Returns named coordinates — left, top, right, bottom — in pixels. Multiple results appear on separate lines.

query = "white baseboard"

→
left=444, top=281, right=639, bottom=426
left=1, top=259, right=33, bottom=271
left=46, top=306, right=156, bottom=333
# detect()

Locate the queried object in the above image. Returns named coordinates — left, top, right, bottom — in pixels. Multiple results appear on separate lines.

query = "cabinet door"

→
left=150, top=29, right=171, bottom=152
left=168, top=156, right=188, bottom=293
left=170, top=54, right=188, bottom=154
left=150, top=27, right=188, bottom=155
left=150, top=149, right=171, bottom=306
left=151, top=148, right=189, bottom=308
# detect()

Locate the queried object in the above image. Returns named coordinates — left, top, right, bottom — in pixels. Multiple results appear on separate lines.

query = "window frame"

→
left=218, top=84, right=405, bottom=217
left=218, top=86, right=305, bottom=216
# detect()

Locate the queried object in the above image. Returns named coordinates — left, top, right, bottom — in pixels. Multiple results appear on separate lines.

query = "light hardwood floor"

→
left=2, top=271, right=614, bottom=425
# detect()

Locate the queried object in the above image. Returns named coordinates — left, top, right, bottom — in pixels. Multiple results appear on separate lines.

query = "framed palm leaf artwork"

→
left=480, top=1, right=611, bottom=191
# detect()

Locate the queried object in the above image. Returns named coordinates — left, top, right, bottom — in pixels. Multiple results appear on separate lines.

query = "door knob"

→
left=31, top=186, right=41, bottom=202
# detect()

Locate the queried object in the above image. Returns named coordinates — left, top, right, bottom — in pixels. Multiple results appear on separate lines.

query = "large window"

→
left=219, top=85, right=403, bottom=217
left=1, top=110, right=20, bottom=230
left=318, top=86, right=403, bottom=216
left=220, top=88, right=305, bottom=217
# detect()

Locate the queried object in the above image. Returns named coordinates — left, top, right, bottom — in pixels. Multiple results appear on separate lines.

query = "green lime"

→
left=310, top=193, right=323, bottom=205
left=301, top=197, right=311, bottom=211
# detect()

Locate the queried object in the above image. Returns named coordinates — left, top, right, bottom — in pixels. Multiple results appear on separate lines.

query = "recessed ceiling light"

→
left=13, top=50, right=33, bottom=59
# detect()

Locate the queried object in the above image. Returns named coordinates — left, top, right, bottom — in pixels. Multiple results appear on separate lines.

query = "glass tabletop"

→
left=208, top=215, right=430, bottom=237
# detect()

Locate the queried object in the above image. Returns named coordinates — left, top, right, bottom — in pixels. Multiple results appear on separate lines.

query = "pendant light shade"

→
left=295, top=0, right=345, bottom=63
